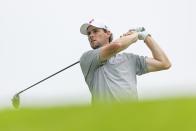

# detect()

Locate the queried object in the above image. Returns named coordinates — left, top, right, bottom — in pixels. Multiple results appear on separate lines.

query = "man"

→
left=79, top=19, right=171, bottom=103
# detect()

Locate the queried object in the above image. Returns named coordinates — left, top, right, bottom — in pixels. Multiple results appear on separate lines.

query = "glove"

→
left=129, top=27, right=150, bottom=41
left=138, top=31, right=150, bottom=41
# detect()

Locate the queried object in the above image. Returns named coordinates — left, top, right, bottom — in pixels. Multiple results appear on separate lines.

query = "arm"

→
left=100, top=32, right=138, bottom=62
left=145, top=36, right=171, bottom=72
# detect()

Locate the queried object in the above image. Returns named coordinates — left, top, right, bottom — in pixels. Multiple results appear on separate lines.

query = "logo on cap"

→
left=89, top=19, right=94, bottom=24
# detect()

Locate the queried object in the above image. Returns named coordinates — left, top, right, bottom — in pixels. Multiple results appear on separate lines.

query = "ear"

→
left=106, top=30, right=111, bottom=37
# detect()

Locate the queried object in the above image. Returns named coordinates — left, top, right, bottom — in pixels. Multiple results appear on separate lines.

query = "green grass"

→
left=1, top=97, right=196, bottom=131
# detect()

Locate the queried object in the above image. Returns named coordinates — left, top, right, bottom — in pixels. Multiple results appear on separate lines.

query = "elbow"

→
left=100, top=42, right=122, bottom=61
left=110, top=42, right=122, bottom=53
left=162, top=61, right=172, bottom=70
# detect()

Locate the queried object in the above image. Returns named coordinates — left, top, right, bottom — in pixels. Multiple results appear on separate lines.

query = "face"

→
left=87, top=26, right=111, bottom=49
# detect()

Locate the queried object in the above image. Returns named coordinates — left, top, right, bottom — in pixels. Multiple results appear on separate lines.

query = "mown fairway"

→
left=0, top=97, right=196, bottom=131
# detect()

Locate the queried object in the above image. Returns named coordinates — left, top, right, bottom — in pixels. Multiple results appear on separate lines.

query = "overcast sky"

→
left=0, top=0, right=196, bottom=108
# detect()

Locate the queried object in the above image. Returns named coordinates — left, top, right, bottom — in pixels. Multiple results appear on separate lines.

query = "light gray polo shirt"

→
left=80, top=48, right=148, bottom=102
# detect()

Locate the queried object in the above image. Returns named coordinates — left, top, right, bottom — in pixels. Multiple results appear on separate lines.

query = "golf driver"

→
left=12, top=61, right=80, bottom=109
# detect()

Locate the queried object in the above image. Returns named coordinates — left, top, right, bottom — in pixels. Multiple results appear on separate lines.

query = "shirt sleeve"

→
left=124, top=53, right=148, bottom=75
left=80, top=48, right=102, bottom=86
left=135, top=55, right=148, bottom=75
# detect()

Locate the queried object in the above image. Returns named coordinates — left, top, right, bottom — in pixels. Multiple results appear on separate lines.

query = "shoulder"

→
left=80, top=49, right=100, bottom=60
left=80, top=48, right=102, bottom=68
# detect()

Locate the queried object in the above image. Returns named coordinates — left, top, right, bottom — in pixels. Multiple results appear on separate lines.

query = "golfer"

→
left=80, top=19, right=171, bottom=103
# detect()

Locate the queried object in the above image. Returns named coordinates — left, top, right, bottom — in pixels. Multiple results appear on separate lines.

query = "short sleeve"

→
left=80, top=48, right=102, bottom=86
left=135, top=55, right=148, bottom=75
left=124, top=53, right=148, bottom=75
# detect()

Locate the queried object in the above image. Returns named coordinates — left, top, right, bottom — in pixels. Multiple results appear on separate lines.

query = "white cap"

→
left=80, top=19, right=110, bottom=35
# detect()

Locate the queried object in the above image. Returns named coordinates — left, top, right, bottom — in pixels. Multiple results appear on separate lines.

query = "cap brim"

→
left=80, top=23, right=90, bottom=35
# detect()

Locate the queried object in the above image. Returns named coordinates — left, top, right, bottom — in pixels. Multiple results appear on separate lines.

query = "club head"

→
left=12, top=94, right=20, bottom=109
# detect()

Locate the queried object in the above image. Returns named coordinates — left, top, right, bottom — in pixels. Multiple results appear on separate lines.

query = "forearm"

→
left=99, top=32, right=138, bottom=62
left=113, top=32, right=138, bottom=52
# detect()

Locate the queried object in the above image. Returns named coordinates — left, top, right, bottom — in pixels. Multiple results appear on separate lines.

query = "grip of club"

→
left=129, top=27, right=145, bottom=32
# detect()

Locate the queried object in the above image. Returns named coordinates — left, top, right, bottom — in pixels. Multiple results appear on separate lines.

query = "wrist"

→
left=144, top=35, right=152, bottom=43
left=138, top=31, right=150, bottom=41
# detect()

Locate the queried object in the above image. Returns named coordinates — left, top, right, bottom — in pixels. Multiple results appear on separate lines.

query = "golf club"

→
left=129, top=27, right=145, bottom=32
left=12, top=61, right=80, bottom=109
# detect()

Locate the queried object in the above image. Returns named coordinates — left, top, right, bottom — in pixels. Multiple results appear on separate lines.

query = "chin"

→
left=91, top=43, right=101, bottom=49
left=92, top=45, right=100, bottom=49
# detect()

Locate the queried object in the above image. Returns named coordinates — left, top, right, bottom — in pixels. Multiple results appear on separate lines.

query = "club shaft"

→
left=16, top=61, right=80, bottom=95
